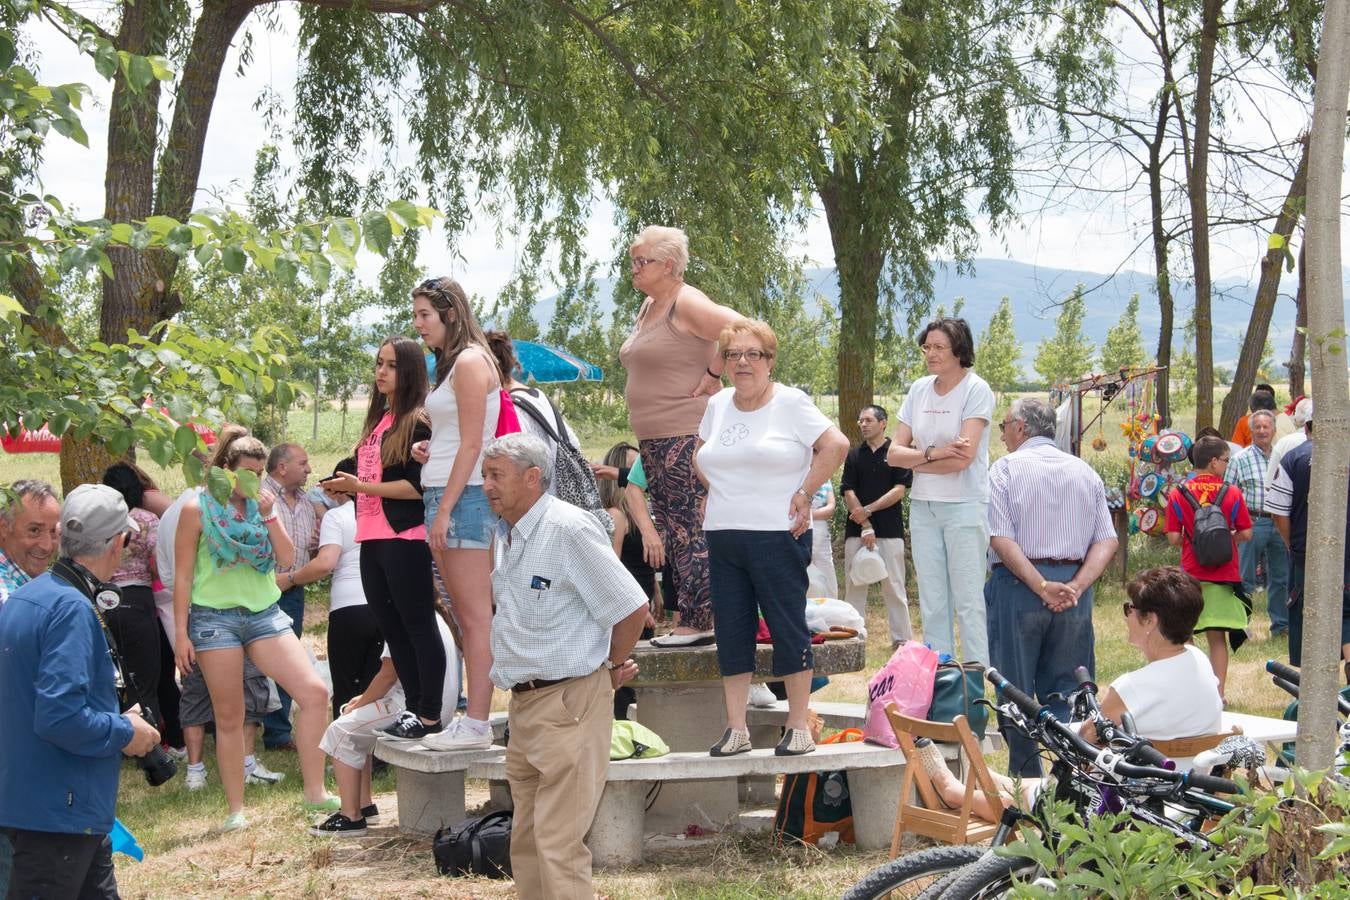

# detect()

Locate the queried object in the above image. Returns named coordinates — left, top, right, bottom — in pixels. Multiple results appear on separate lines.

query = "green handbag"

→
left=927, top=661, right=988, bottom=738
left=610, top=720, right=670, bottom=760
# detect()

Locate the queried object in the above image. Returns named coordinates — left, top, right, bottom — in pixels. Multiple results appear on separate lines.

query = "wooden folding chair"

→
left=884, top=704, right=1005, bottom=857
left=1150, top=726, right=1242, bottom=762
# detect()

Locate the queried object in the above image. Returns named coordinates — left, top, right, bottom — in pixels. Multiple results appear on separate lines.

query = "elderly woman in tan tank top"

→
left=619, top=225, right=743, bottom=646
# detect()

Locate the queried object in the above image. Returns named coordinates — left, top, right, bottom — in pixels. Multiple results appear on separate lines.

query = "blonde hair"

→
left=208, top=424, right=266, bottom=470
left=631, top=225, right=689, bottom=278
left=717, top=319, right=778, bottom=358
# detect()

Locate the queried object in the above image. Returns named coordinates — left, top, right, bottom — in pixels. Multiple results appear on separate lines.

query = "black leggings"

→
left=359, top=538, right=444, bottom=721
left=327, top=604, right=385, bottom=718
left=155, top=623, right=183, bottom=747
left=103, top=585, right=163, bottom=727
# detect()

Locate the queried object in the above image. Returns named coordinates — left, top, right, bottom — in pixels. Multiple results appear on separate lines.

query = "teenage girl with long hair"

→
left=322, top=337, right=446, bottom=743
left=173, top=426, right=334, bottom=830
left=410, top=276, right=499, bottom=750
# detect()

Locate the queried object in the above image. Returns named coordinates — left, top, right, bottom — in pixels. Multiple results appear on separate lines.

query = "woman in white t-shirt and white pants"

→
left=888, top=317, right=994, bottom=665
left=695, top=320, right=849, bottom=757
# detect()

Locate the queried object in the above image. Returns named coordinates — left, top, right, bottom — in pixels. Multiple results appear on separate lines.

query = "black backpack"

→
left=433, top=810, right=512, bottom=878
left=1179, top=484, right=1234, bottom=567
left=509, top=389, right=614, bottom=537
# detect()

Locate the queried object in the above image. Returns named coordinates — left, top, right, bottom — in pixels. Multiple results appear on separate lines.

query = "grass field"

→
left=0, top=389, right=1306, bottom=898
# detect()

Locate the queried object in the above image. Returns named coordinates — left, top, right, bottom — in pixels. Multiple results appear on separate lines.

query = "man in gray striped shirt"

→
left=482, top=433, right=648, bottom=900
left=986, top=398, right=1118, bottom=777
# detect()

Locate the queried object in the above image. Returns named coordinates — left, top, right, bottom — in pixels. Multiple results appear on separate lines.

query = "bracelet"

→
left=795, top=488, right=811, bottom=500
left=924, top=445, right=935, bottom=463
left=706, top=366, right=720, bottom=379
left=260, top=512, right=278, bottom=524
left=1037, top=579, right=1048, bottom=593
left=861, top=528, right=875, bottom=537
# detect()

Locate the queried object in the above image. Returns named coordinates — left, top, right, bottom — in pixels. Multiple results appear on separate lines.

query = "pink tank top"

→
left=355, top=413, right=428, bottom=543
left=619, top=297, right=713, bottom=440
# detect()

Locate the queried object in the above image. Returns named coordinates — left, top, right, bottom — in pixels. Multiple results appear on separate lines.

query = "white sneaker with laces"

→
left=186, top=767, right=208, bottom=791
left=747, top=683, right=777, bottom=707
left=420, top=718, right=493, bottom=752
left=245, top=759, right=285, bottom=785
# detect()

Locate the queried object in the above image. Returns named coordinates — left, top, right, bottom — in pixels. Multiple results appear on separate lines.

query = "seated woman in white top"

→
left=916, top=565, right=1222, bottom=824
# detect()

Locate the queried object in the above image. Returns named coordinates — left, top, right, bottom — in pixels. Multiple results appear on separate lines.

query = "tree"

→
left=1033, top=286, right=1094, bottom=386
left=1171, top=315, right=1198, bottom=407
left=976, top=298, right=1022, bottom=395
left=1099, top=293, right=1147, bottom=372
left=1297, top=0, right=1349, bottom=770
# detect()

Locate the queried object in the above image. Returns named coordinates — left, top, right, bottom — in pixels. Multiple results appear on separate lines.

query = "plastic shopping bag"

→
left=862, top=641, right=939, bottom=747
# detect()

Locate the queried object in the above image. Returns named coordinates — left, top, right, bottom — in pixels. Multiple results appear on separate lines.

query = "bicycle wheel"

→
left=843, top=845, right=988, bottom=900
left=935, top=850, right=1041, bottom=899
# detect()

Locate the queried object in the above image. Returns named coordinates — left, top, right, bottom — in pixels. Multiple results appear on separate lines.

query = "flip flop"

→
left=649, top=631, right=716, bottom=648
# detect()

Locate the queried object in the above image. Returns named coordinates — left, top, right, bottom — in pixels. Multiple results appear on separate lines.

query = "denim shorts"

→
left=423, top=483, right=495, bottom=550
left=188, top=602, right=295, bottom=652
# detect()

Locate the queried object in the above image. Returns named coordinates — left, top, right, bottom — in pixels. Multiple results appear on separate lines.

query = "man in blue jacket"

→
left=0, top=484, right=161, bottom=899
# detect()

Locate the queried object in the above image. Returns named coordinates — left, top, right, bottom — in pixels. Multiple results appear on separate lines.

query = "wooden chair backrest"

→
left=884, top=704, right=1003, bottom=856
left=1149, top=726, right=1242, bottom=761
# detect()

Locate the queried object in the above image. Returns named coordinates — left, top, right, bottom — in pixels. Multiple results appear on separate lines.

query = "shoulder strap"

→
left=538, top=392, right=576, bottom=451
left=509, top=392, right=564, bottom=446
left=1178, top=484, right=1202, bottom=511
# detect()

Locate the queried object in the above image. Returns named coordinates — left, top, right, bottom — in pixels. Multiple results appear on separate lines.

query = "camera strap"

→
left=51, top=558, right=127, bottom=686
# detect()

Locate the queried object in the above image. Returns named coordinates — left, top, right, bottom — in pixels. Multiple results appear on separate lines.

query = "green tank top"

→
left=190, top=537, right=281, bottom=612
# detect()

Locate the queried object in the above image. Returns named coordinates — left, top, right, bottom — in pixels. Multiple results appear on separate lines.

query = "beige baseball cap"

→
left=62, top=484, right=139, bottom=545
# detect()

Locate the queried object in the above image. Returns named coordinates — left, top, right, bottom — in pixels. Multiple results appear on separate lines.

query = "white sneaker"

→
left=186, top=767, right=208, bottom=791
left=245, top=759, right=285, bottom=785
left=420, top=718, right=493, bottom=752
left=747, top=683, right=778, bottom=707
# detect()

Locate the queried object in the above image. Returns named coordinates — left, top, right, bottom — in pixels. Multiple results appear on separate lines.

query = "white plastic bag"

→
left=804, top=596, right=867, bottom=636
left=849, top=545, right=887, bottom=586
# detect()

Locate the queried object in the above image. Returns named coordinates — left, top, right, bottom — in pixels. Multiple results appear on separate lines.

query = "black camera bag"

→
left=433, top=810, right=512, bottom=878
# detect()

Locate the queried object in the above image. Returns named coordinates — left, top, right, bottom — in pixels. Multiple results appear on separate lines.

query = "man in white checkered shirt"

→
left=482, top=433, right=647, bottom=900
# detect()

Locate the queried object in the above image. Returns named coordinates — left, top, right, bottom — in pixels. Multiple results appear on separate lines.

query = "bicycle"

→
left=843, top=667, right=1239, bottom=900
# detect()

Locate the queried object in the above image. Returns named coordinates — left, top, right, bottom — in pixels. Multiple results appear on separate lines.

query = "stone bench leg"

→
left=586, top=781, right=653, bottom=868
left=741, top=722, right=783, bottom=805
left=847, top=764, right=904, bottom=850
left=489, top=778, right=513, bottom=811
left=395, top=768, right=466, bottom=836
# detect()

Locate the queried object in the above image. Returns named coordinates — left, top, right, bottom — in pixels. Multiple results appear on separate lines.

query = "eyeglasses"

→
left=1122, top=602, right=1136, bottom=618
left=630, top=257, right=661, bottom=271
left=722, top=349, right=772, bottom=362
left=998, top=420, right=1016, bottom=432
left=920, top=343, right=951, bottom=354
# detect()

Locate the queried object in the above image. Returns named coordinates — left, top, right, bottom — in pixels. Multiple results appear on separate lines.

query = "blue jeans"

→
left=909, top=499, right=990, bottom=664
left=262, top=586, right=305, bottom=747
left=1287, top=559, right=1350, bottom=668
left=1238, top=517, right=1290, bottom=631
left=985, top=563, right=1096, bottom=777
left=706, top=529, right=813, bottom=677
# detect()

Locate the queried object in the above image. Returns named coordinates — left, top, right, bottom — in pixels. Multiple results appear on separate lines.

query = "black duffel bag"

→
left=433, top=810, right=512, bottom=878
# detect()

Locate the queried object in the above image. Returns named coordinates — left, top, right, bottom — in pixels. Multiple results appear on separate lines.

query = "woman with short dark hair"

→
left=886, top=317, right=994, bottom=664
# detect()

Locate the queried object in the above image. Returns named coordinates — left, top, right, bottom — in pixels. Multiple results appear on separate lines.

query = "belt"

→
left=994, top=558, right=1082, bottom=569
left=511, top=676, right=575, bottom=694
left=1252, top=512, right=1272, bottom=519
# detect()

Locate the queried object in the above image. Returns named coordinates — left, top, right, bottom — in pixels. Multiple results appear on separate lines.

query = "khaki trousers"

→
left=505, top=667, right=612, bottom=900
left=843, top=536, right=913, bottom=643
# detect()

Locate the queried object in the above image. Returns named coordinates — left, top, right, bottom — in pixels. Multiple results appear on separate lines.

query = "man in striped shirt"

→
left=1225, top=409, right=1289, bottom=636
left=986, top=398, right=1118, bottom=777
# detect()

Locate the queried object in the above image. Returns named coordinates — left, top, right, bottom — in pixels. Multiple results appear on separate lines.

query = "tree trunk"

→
left=1288, top=240, right=1307, bottom=399
left=1218, top=137, right=1309, bottom=436
left=1147, top=100, right=1174, bottom=427
left=818, top=169, right=884, bottom=446
left=1297, top=0, right=1350, bottom=770
left=1187, top=0, right=1222, bottom=430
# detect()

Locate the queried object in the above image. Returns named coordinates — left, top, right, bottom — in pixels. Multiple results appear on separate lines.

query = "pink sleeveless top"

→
left=619, top=297, right=714, bottom=441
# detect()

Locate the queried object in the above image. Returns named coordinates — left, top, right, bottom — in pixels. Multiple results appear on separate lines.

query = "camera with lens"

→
left=117, top=669, right=178, bottom=787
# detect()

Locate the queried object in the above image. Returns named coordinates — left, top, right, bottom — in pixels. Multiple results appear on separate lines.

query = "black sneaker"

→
left=379, top=711, right=442, bottom=742
left=361, top=803, right=379, bottom=825
left=309, top=812, right=367, bottom=837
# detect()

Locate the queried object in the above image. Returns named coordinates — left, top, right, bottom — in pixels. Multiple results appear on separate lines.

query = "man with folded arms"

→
left=481, top=433, right=648, bottom=899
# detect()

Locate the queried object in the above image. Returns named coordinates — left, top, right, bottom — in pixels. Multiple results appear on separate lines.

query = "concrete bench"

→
left=372, top=739, right=504, bottom=835
left=469, top=741, right=906, bottom=867
left=745, top=700, right=1006, bottom=754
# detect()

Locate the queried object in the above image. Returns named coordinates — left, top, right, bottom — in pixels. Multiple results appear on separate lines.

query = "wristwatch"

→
left=795, top=488, right=811, bottom=500
left=603, top=659, right=620, bottom=670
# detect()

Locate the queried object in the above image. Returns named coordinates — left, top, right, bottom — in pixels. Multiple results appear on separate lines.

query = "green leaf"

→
left=220, top=245, right=246, bottom=274
left=1267, top=233, right=1285, bottom=251
left=129, top=227, right=152, bottom=251
left=182, top=453, right=206, bottom=487
left=206, top=466, right=233, bottom=504
left=193, top=243, right=215, bottom=266
left=0, top=294, right=23, bottom=318
left=173, top=424, right=199, bottom=457
left=361, top=210, right=392, bottom=255
left=0, top=32, right=15, bottom=70
left=127, top=53, right=154, bottom=92
left=235, top=467, right=260, bottom=499
left=387, top=199, right=420, bottom=227
left=93, top=44, right=118, bottom=80
left=307, top=253, right=332, bottom=289
left=166, top=225, right=194, bottom=255
left=146, top=437, right=174, bottom=468
left=144, top=215, right=178, bottom=236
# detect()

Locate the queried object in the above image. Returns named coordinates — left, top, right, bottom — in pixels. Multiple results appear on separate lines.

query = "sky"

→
left=23, top=7, right=1349, bottom=310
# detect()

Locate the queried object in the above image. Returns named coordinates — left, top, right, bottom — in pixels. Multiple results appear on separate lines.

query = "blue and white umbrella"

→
left=424, top=340, right=603, bottom=384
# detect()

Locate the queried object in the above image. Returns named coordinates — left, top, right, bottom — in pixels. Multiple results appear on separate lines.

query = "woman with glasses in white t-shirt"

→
left=888, top=317, right=994, bottom=665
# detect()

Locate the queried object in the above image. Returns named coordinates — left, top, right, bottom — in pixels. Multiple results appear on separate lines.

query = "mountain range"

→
left=537, top=258, right=1350, bottom=374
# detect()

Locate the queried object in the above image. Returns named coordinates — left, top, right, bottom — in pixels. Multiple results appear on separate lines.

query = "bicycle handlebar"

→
left=1267, top=659, right=1350, bottom=715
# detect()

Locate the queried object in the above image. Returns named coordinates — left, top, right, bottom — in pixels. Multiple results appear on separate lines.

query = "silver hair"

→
left=1009, top=398, right=1057, bottom=440
left=631, top=225, right=690, bottom=278
left=1248, top=408, right=1276, bottom=426
left=60, top=528, right=119, bottom=560
left=1, top=479, right=59, bottom=524
left=482, top=433, right=553, bottom=488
